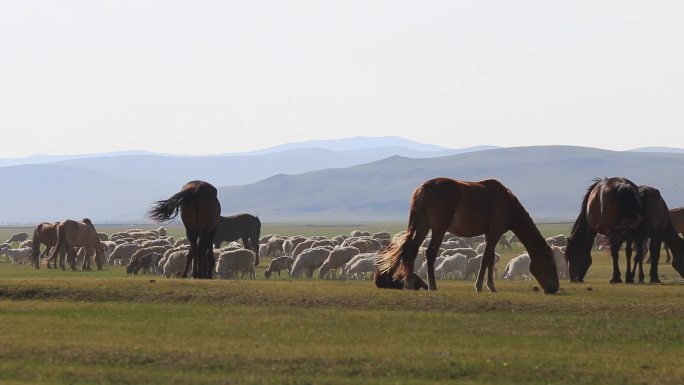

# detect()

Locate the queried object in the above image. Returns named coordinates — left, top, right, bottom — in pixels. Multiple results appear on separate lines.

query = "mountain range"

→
left=1, top=138, right=683, bottom=224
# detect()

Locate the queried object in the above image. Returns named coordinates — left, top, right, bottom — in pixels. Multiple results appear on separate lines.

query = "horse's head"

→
left=565, top=236, right=592, bottom=282
left=529, top=245, right=559, bottom=294
left=264, top=270, right=272, bottom=279
left=672, top=252, right=684, bottom=278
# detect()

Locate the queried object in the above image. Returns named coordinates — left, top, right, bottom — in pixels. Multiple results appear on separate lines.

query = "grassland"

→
left=0, top=223, right=683, bottom=384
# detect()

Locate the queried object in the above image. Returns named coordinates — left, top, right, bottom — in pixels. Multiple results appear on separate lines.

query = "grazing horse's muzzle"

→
left=544, top=283, right=559, bottom=294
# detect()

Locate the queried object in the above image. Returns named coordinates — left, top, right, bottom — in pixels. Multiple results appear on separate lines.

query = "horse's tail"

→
left=378, top=192, right=423, bottom=281
left=566, top=179, right=600, bottom=260
left=148, top=189, right=195, bottom=222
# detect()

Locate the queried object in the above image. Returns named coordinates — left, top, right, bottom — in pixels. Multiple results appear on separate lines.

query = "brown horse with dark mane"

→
left=31, top=221, right=59, bottom=269
left=628, top=186, right=684, bottom=282
left=565, top=177, right=647, bottom=283
left=378, top=178, right=559, bottom=294
left=148, top=180, right=220, bottom=279
left=47, top=219, right=105, bottom=270
left=213, top=213, right=261, bottom=266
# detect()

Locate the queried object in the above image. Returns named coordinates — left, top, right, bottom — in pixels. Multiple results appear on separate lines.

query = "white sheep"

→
left=318, top=246, right=360, bottom=279
left=0, top=245, right=32, bottom=264
left=441, top=247, right=478, bottom=259
left=264, top=256, right=294, bottom=279
left=282, top=239, right=294, bottom=256
left=417, top=256, right=446, bottom=279
left=551, top=245, right=568, bottom=279
left=341, top=253, right=376, bottom=278
left=107, top=243, right=140, bottom=265
left=463, top=253, right=501, bottom=280
left=345, top=255, right=379, bottom=279
left=215, top=249, right=256, bottom=279
left=434, top=253, right=468, bottom=279
left=502, top=254, right=532, bottom=281
left=291, top=247, right=331, bottom=278
left=163, top=250, right=189, bottom=278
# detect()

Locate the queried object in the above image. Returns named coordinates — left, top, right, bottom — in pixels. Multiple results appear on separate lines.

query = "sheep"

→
left=127, top=252, right=163, bottom=275
left=163, top=250, right=189, bottom=278
left=441, top=240, right=467, bottom=250
left=551, top=245, right=568, bottom=279
left=546, top=234, right=567, bottom=247
left=0, top=245, right=32, bottom=264
left=345, top=256, right=379, bottom=279
left=350, top=230, right=370, bottom=237
left=264, top=256, right=294, bottom=279
left=156, top=226, right=167, bottom=237
left=292, top=239, right=316, bottom=258
left=318, top=246, right=360, bottom=279
left=126, top=246, right=171, bottom=270
left=5, top=232, right=29, bottom=245
left=333, top=235, right=347, bottom=245
left=289, top=236, right=308, bottom=249
left=19, top=240, right=33, bottom=249
left=441, top=247, right=478, bottom=260
left=107, top=243, right=140, bottom=265
left=463, top=253, right=501, bottom=280
left=434, top=253, right=468, bottom=279
left=290, top=247, right=331, bottom=278
left=310, top=239, right=336, bottom=249
left=97, top=232, right=109, bottom=241
left=340, top=253, right=376, bottom=278
left=372, top=232, right=391, bottom=241
left=266, top=237, right=286, bottom=258
left=417, top=256, right=446, bottom=279
left=215, top=249, right=256, bottom=279
left=140, top=238, right=172, bottom=248
left=174, top=237, right=190, bottom=247
left=282, top=239, right=294, bottom=256
left=502, top=254, right=532, bottom=281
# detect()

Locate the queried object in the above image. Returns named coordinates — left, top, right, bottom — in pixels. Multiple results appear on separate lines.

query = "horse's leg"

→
left=624, top=241, right=634, bottom=284
left=664, top=242, right=671, bottom=264
left=482, top=234, right=501, bottom=293
left=648, top=239, right=662, bottom=284
left=609, top=238, right=623, bottom=284
left=402, top=225, right=430, bottom=290
left=426, top=230, right=445, bottom=291
left=182, top=231, right=197, bottom=279
left=207, top=229, right=217, bottom=278
left=68, top=247, right=78, bottom=271
left=635, top=238, right=645, bottom=283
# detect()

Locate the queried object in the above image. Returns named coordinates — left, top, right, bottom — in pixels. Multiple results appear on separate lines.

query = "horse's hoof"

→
left=650, top=279, right=662, bottom=284
left=609, top=278, right=623, bottom=284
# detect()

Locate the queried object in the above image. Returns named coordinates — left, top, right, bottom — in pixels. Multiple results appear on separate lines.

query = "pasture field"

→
left=1, top=223, right=683, bottom=384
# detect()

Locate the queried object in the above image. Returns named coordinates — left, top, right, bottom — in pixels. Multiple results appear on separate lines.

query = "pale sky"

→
left=1, top=1, right=683, bottom=157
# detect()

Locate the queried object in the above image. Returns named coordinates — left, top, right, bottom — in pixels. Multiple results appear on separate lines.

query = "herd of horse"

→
left=23, top=176, right=684, bottom=293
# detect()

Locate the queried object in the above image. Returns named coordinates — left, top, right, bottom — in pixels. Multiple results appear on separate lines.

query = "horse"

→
left=31, top=222, right=60, bottom=269
left=378, top=178, right=559, bottom=294
left=148, top=180, right=220, bottom=279
left=213, top=213, right=261, bottom=266
left=48, top=219, right=105, bottom=271
left=628, top=186, right=684, bottom=282
left=565, top=177, right=647, bottom=283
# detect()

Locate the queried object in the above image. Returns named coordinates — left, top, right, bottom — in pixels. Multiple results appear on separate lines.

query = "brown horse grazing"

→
left=628, top=186, right=684, bottom=282
left=148, top=180, right=220, bottom=279
left=565, top=177, right=646, bottom=283
left=378, top=178, right=559, bottom=294
left=374, top=269, right=428, bottom=290
left=31, top=222, right=60, bottom=269
left=213, top=213, right=261, bottom=266
left=48, top=219, right=105, bottom=271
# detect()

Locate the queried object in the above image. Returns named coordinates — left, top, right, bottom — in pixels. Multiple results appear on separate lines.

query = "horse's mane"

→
left=568, top=178, right=603, bottom=241
left=615, top=179, right=642, bottom=220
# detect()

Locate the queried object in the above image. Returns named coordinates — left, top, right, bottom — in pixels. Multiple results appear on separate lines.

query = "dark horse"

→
left=629, top=186, right=684, bottom=282
left=31, top=221, right=59, bottom=269
left=378, top=178, right=559, bottom=294
left=565, top=177, right=647, bottom=283
left=148, top=181, right=221, bottom=279
left=213, top=213, right=261, bottom=266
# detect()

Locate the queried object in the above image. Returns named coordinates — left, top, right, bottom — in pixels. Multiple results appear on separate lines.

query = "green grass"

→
left=1, top=223, right=683, bottom=384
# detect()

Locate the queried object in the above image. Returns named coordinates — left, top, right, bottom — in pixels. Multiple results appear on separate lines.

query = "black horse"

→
left=213, top=213, right=261, bottom=266
left=629, top=185, right=684, bottom=282
left=148, top=181, right=220, bottom=279
left=566, top=177, right=647, bottom=283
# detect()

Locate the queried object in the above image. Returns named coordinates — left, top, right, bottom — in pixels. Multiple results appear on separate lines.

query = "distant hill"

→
left=628, top=147, right=684, bottom=154
left=2, top=145, right=684, bottom=224
left=216, top=146, right=684, bottom=222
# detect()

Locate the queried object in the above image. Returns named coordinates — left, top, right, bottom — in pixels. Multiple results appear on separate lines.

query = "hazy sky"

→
left=1, top=1, right=682, bottom=157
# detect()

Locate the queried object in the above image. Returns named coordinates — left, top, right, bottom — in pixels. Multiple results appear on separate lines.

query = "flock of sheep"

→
left=0, top=227, right=584, bottom=284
